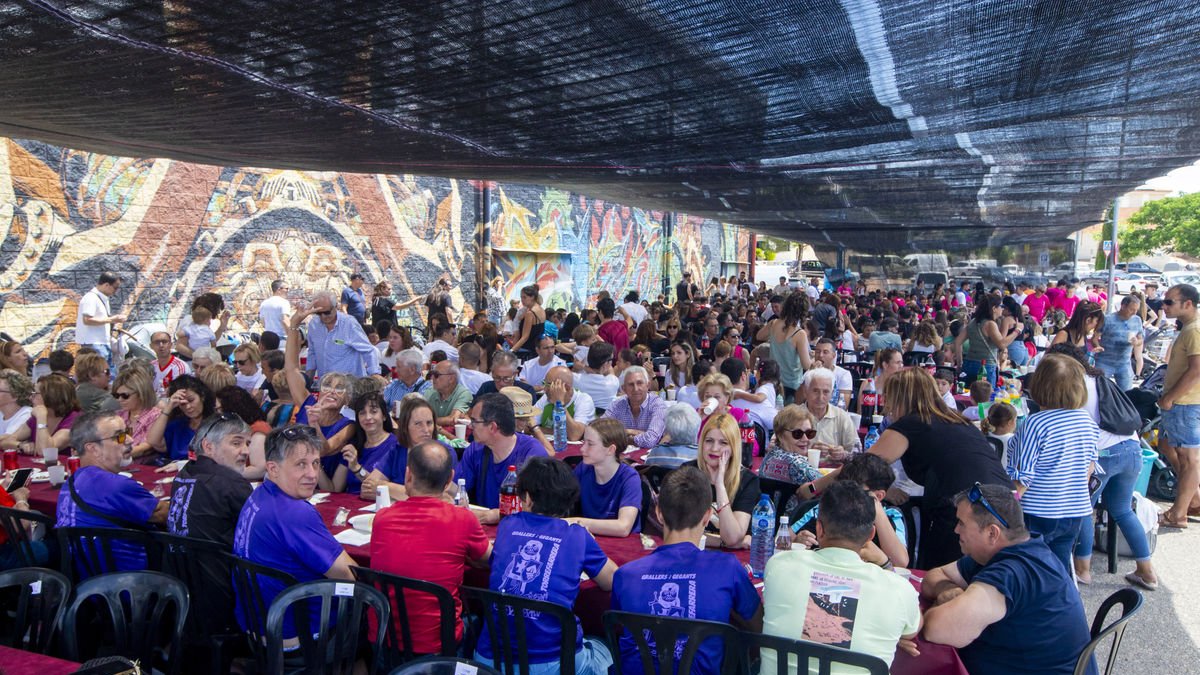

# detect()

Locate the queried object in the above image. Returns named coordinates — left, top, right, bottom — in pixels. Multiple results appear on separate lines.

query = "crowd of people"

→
left=1, top=266, right=1198, bottom=675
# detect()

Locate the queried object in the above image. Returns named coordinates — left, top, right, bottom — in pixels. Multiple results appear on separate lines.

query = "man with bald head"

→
left=302, top=291, right=379, bottom=378
left=533, top=365, right=596, bottom=441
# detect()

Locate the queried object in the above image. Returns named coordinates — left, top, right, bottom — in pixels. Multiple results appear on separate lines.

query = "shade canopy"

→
left=2, top=0, right=1198, bottom=250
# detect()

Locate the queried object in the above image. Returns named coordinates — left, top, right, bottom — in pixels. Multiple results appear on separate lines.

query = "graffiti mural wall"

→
left=0, top=137, right=752, bottom=357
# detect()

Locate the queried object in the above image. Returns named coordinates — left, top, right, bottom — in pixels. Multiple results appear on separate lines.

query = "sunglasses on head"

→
left=967, top=482, right=1009, bottom=529
left=784, top=427, right=817, bottom=440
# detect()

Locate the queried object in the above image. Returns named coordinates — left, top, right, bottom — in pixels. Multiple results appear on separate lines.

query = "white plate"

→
left=349, top=514, right=375, bottom=533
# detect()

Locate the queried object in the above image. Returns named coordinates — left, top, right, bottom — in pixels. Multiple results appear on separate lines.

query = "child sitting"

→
left=981, top=401, right=1018, bottom=465
left=962, top=380, right=993, bottom=422
left=933, top=368, right=957, bottom=409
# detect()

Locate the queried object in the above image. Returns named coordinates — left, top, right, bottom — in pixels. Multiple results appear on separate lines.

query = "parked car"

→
left=1160, top=271, right=1200, bottom=288
left=1115, top=272, right=1155, bottom=294
left=1116, top=261, right=1160, bottom=275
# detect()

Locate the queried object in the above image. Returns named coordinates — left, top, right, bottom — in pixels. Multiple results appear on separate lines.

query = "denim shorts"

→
left=1163, top=403, right=1200, bottom=449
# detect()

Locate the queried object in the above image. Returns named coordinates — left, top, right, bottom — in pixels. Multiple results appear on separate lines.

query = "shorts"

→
left=1163, top=403, right=1200, bottom=449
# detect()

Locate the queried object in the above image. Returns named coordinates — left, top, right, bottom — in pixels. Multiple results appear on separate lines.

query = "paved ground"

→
left=1078, top=498, right=1200, bottom=673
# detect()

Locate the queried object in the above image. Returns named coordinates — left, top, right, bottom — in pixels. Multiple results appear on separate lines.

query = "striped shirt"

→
left=603, top=395, right=667, bottom=448
left=1007, top=408, right=1098, bottom=518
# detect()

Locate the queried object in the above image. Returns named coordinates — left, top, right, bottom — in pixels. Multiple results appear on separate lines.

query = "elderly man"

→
left=922, top=485, right=1093, bottom=675
left=475, top=351, right=536, bottom=399
left=533, top=365, right=595, bottom=441
left=75, top=271, right=126, bottom=369
left=603, top=366, right=667, bottom=448
left=812, top=339, right=852, bottom=409
left=450, top=394, right=548, bottom=524
left=301, top=293, right=379, bottom=378
left=233, top=425, right=356, bottom=642
left=371, top=441, right=491, bottom=654
left=1095, top=295, right=1144, bottom=391
left=58, top=410, right=169, bottom=571
left=520, top=336, right=566, bottom=392
left=382, top=348, right=431, bottom=411
left=798, top=368, right=858, bottom=458
left=424, top=360, right=472, bottom=426
left=149, top=331, right=191, bottom=396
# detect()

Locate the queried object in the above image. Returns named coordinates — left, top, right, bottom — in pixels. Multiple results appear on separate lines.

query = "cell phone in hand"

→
left=6, top=468, right=33, bottom=492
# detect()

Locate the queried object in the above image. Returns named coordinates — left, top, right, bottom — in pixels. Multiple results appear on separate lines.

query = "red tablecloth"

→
left=0, top=644, right=81, bottom=675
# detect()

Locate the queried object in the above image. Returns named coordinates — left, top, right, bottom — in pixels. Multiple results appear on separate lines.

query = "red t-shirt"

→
left=597, top=320, right=631, bottom=359
left=369, top=495, right=490, bottom=654
left=0, top=485, right=14, bottom=545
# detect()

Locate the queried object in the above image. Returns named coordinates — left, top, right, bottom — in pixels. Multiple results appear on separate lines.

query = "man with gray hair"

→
left=603, top=366, right=667, bottom=448
left=167, top=413, right=253, bottom=634
left=474, top=350, right=536, bottom=399
left=799, top=367, right=858, bottom=457
left=299, top=291, right=379, bottom=378
left=424, top=359, right=472, bottom=426
left=383, top=348, right=432, bottom=411
left=233, top=425, right=355, bottom=642
left=645, top=404, right=701, bottom=467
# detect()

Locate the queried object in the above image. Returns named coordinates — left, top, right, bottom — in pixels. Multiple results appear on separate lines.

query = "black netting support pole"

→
left=662, top=212, right=674, bottom=302
left=476, top=182, right=492, bottom=313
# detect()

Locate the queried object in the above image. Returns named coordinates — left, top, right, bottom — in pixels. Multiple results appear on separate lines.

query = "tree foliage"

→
left=1121, top=192, right=1200, bottom=258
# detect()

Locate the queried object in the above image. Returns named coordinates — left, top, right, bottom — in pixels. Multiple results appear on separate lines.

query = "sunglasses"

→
left=1162, top=299, right=1176, bottom=306
left=315, top=309, right=333, bottom=316
left=967, top=482, right=1009, bottom=529
left=784, top=427, right=817, bottom=440
left=98, top=429, right=131, bottom=445
left=114, top=392, right=135, bottom=400
left=234, top=359, right=251, bottom=366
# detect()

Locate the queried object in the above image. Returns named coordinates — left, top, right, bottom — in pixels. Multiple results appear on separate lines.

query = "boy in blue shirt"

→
left=611, top=466, right=761, bottom=674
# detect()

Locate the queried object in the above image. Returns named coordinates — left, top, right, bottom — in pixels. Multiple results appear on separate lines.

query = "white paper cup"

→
left=455, top=421, right=468, bottom=441
left=41, top=447, right=58, bottom=465
left=807, top=448, right=821, bottom=468
left=848, top=413, right=862, bottom=429
left=666, top=387, right=676, bottom=401
left=48, top=464, right=66, bottom=486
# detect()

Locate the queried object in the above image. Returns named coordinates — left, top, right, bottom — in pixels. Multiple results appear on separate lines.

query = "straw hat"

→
left=499, top=386, right=534, bottom=418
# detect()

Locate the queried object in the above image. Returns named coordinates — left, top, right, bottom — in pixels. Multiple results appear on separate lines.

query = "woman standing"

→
left=485, top=277, right=506, bottom=326
left=685, top=413, right=761, bottom=548
left=370, top=280, right=399, bottom=329
left=756, top=294, right=813, bottom=403
left=324, top=392, right=398, bottom=495
left=509, top=284, right=546, bottom=361
left=147, top=375, right=215, bottom=464
left=954, top=293, right=1019, bottom=388
left=113, top=368, right=162, bottom=463
left=1007, top=354, right=1099, bottom=576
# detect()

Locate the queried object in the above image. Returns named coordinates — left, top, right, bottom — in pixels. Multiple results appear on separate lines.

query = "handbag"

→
left=1094, top=375, right=1141, bottom=436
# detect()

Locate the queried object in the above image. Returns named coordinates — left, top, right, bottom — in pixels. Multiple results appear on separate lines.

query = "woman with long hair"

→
left=370, top=280, right=399, bottom=329
left=858, top=348, right=903, bottom=416
left=953, top=293, right=1019, bottom=388
left=666, top=342, right=697, bottom=390
left=1051, top=300, right=1105, bottom=353
left=113, top=368, right=162, bottom=463
left=686, top=412, right=761, bottom=547
left=360, top=395, right=439, bottom=501
left=632, top=319, right=668, bottom=355
left=756, top=293, right=813, bottom=403
left=905, top=320, right=942, bottom=354
left=509, top=284, right=546, bottom=360
left=322, top=392, right=397, bottom=495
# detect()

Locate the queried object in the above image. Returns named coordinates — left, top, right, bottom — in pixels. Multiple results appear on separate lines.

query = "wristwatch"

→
left=356, top=466, right=368, bottom=478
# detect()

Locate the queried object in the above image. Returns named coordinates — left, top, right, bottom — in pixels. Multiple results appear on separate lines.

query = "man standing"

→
left=451, top=394, right=548, bottom=523
left=259, top=280, right=292, bottom=344
left=520, top=336, right=566, bottom=392
left=603, top=366, right=667, bottom=448
left=1144, top=282, right=1165, bottom=328
left=763, top=481, right=920, bottom=672
left=922, top=485, right=1093, bottom=675
left=1158, top=284, right=1200, bottom=529
left=302, top=292, right=379, bottom=378
left=676, top=271, right=699, bottom=305
left=75, top=272, right=126, bottom=369
left=233, top=425, right=356, bottom=641
left=59, top=411, right=169, bottom=571
left=773, top=276, right=790, bottom=296
left=533, top=365, right=595, bottom=441
left=812, top=339, right=852, bottom=409
left=423, top=360, right=472, bottom=426
left=1095, top=295, right=1143, bottom=391
left=805, top=278, right=821, bottom=304
left=371, top=441, right=491, bottom=655
left=619, top=291, right=648, bottom=327
left=382, top=349, right=431, bottom=411
left=341, top=273, right=368, bottom=325
left=149, top=331, right=191, bottom=396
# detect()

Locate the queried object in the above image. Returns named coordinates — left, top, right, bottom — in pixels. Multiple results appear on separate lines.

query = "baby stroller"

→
left=1126, top=364, right=1177, bottom=501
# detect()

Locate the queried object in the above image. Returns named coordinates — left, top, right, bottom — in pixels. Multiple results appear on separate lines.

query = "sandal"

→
left=1187, top=506, right=1200, bottom=520
left=1125, top=572, right=1159, bottom=591
left=1159, top=513, right=1189, bottom=529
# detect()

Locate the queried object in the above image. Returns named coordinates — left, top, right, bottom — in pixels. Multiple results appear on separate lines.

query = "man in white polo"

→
left=76, top=272, right=126, bottom=370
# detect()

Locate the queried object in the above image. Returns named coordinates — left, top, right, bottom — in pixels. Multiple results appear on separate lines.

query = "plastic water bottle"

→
left=499, top=465, right=521, bottom=517
left=455, top=478, right=469, bottom=508
left=775, top=516, right=792, bottom=552
left=749, top=494, right=776, bottom=578
left=864, top=424, right=880, bottom=451
left=552, top=402, right=568, bottom=455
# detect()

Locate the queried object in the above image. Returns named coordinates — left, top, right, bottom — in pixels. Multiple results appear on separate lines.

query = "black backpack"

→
left=1095, top=375, right=1142, bottom=436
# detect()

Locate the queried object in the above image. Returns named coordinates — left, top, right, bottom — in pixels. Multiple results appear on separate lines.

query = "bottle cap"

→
left=508, top=465, right=517, bottom=471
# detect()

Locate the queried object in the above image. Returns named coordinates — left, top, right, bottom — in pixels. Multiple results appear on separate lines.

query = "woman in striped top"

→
left=1007, top=354, right=1099, bottom=576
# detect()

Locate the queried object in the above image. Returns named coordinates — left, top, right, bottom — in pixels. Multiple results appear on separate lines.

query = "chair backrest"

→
left=1075, top=588, right=1144, bottom=675
left=462, top=586, right=577, bottom=675
left=0, top=505, right=54, bottom=568
left=57, top=526, right=165, bottom=582
left=154, top=532, right=238, bottom=636
left=61, top=570, right=189, bottom=675
left=265, top=579, right=391, bottom=675
left=351, top=566, right=458, bottom=665
left=603, top=610, right=741, bottom=675
left=0, top=567, right=71, bottom=654
left=388, top=656, right=503, bottom=675
left=901, top=351, right=927, bottom=367
left=756, top=476, right=800, bottom=530
left=745, top=630, right=889, bottom=675
left=226, top=552, right=299, bottom=671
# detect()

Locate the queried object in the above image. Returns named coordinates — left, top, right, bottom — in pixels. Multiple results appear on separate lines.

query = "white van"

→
left=902, top=253, right=948, bottom=274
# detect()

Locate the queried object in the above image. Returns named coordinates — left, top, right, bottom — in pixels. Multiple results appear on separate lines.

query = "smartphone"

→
left=6, top=467, right=33, bottom=492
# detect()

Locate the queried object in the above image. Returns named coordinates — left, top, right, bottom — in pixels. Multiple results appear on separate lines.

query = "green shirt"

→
left=423, top=384, right=472, bottom=419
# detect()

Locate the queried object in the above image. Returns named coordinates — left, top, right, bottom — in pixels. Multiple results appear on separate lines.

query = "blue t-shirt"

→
left=454, top=434, right=549, bottom=509
left=612, top=542, right=759, bottom=675
left=574, top=462, right=643, bottom=534
left=379, top=442, right=411, bottom=484
left=1096, top=312, right=1143, bottom=370
left=164, top=417, right=195, bottom=461
left=294, top=407, right=353, bottom=479
left=57, top=465, right=158, bottom=573
left=342, top=435, right=397, bottom=495
left=341, top=286, right=367, bottom=322
left=232, top=480, right=345, bottom=639
left=956, top=535, right=1095, bottom=675
left=479, top=512, right=609, bottom=662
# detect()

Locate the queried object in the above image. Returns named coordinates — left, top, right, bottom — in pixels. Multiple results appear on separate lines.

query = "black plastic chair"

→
left=462, top=586, right=578, bottom=675
left=227, top=552, right=299, bottom=673
left=0, top=567, right=71, bottom=653
left=57, top=526, right=165, bottom=582
left=352, top=566, right=458, bottom=666
left=155, top=533, right=242, bottom=674
left=745, top=630, right=888, bottom=675
left=603, top=610, right=741, bottom=675
left=756, top=476, right=800, bottom=531
left=0, top=505, right=54, bottom=569
left=388, top=656, right=502, bottom=675
left=61, top=570, right=189, bottom=675
left=265, top=579, right=391, bottom=675
left=1075, top=588, right=1144, bottom=675
left=638, top=464, right=674, bottom=492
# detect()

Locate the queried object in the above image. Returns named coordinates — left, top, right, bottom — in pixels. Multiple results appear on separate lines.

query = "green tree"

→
left=1120, top=192, right=1200, bottom=258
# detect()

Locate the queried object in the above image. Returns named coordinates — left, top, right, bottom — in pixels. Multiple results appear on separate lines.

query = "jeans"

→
left=476, top=637, right=612, bottom=675
left=1162, top=403, right=1200, bottom=448
left=0, top=540, right=50, bottom=570
left=1096, top=359, right=1134, bottom=392
left=962, top=359, right=997, bottom=389
left=89, top=343, right=114, bottom=374
left=1024, top=513, right=1089, bottom=577
left=1006, top=341, right=1030, bottom=367
left=1073, top=440, right=1152, bottom=561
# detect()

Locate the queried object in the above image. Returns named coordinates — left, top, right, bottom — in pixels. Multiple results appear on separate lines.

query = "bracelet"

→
left=881, top=557, right=894, bottom=571
left=14, top=500, right=29, bottom=508
left=803, top=482, right=820, bottom=498
left=715, top=502, right=730, bottom=514
left=36, top=423, right=47, bottom=430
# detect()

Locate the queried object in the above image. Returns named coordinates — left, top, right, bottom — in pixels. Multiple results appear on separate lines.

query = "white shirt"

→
left=0, top=406, right=32, bottom=436
left=620, top=302, right=648, bottom=326
left=676, top=385, right=701, bottom=410
left=806, top=284, right=820, bottom=301
left=831, top=365, right=854, bottom=409
left=534, top=390, right=597, bottom=426
left=422, top=339, right=460, bottom=363
left=458, top=368, right=491, bottom=395
left=75, top=287, right=112, bottom=345
left=259, top=295, right=292, bottom=337
left=573, top=372, right=620, bottom=410
left=179, top=322, right=216, bottom=351
left=521, top=356, right=565, bottom=388
left=377, top=344, right=399, bottom=372
left=941, top=390, right=957, bottom=409
left=236, top=369, right=266, bottom=394
left=955, top=290, right=968, bottom=307
left=738, top=384, right=778, bottom=430
left=152, top=355, right=191, bottom=396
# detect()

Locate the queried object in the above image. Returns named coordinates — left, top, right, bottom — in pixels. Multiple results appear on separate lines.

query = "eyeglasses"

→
left=97, top=429, right=131, bottom=445
left=784, top=428, right=817, bottom=440
left=114, top=392, right=135, bottom=400
left=1162, top=299, right=1176, bottom=306
left=234, top=359, right=251, bottom=366
left=469, top=417, right=489, bottom=426
left=967, top=482, right=1009, bottom=529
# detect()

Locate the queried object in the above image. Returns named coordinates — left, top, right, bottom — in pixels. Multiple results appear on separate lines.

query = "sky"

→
left=1140, top=159, right=1200, bottom=193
